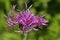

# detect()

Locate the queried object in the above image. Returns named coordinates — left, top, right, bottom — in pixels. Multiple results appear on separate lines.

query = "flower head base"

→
left=7, top=5, right=48, bottom=32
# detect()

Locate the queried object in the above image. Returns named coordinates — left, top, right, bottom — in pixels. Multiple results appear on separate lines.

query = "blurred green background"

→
left=0, top=0, right=60, bottom=40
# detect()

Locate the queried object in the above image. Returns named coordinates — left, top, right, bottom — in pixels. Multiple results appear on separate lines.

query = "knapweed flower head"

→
left=6, top=5, right=48, bottom=32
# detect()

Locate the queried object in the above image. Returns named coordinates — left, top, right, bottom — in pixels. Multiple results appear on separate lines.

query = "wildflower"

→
left=7, top=5, right=48, bottom=32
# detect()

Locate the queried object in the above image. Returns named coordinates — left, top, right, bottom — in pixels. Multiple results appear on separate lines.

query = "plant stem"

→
left=22, top=32, right=28, bottom=40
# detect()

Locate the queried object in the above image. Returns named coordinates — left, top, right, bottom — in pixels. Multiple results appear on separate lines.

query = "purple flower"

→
left=15, top=9, right=38, bottom=32
left=7, top=5, right=48, bottom=32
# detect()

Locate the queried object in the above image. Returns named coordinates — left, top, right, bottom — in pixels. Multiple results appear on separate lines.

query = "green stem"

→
left=22, top=32, right=28, bottom=40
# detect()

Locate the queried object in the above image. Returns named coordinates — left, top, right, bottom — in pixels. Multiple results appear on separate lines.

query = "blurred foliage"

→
left=0, top=0, right=60, bottom=40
